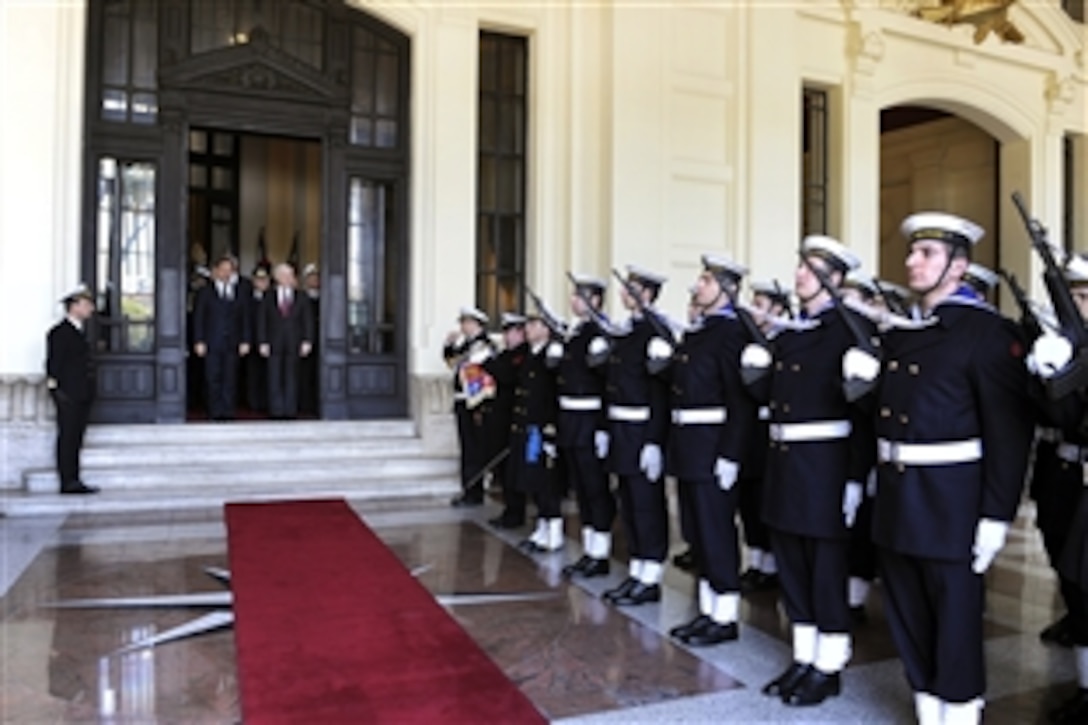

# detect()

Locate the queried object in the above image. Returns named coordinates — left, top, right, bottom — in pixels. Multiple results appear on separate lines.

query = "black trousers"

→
left=848, top=496, right=878, bottom=581
left=1068, top=584, right=1088, bottom=647
left=738, top=475, right=772, bottom=550
left=298, top=347, right=319, bottom=416
left=563, top=444, right=615, bottom=533
left=771, top=529, right=850, bottom=633
left=245, top=353, right=267, bottom=412
left=683, top=477, right=741, bottom=593
left=204, top=346, right=238, bottom=419
left=532, top=485, right=561, bottom=518
left=678, top=478, right=696, bottom=547
left=616, top=473, right=668, bottom=563
left=497, top=454, right=526, bottom=522
left=54, top=396, right=90, bottom=489
left=455, top=404, right=487, bottom=493
left=879, top=547, right=985, bottom=702
left=267, top=350, right=300, bottom=418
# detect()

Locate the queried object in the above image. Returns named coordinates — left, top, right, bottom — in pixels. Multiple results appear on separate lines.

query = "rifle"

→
left=610, top=269, right=675, bottom=342
left=998, top=269, right=1044, bottom=343
left=1013, top=191, right=1088, bottom=399
left=871, top=278, right=908, bottom=318
left=565, top=271, right=618, bottom=335
left=800, top=251, right=881, bottom=402
left=773, top=279, right=794, bottom=319
left=464, top=447, right=510, bottom=491
left=525, top=286, right=568, bottom=338
left=715, top=277, right=774, bottom=385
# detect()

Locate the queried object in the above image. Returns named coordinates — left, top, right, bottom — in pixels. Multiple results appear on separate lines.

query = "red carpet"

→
left=226, top=499, right=546, bottom=724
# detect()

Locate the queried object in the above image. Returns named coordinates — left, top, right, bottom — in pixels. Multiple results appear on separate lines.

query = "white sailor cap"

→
left=1065, top=254, right=1088, bottom=286
left=302, top=263, right=319, bottom=277
left=500, top=312, right=527, bottom=329
left=701, top=253, right=748, bottom=282
left=60, top=283, right=95, bottom=305
left=625, top=264, right=667, bottom=289
left=843, top=270, right=879, bottom=298
left=569, top=273, right=606, bottom=293
left=458, top=306, right=489, bottom=324
left=750, top=280, right=792, bottom=304
left=964, top=263, right=999, bottom=292
left=901, top=212, right=984, bottom=248
left=801, top=235, right=861, bottom=273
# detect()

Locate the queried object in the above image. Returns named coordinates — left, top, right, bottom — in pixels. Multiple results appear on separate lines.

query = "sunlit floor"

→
left=0, top=488, right=1079, bottom=723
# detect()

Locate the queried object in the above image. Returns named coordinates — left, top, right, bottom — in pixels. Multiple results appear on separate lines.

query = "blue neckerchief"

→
left=914, top=284, right=995, bottom=319
left=705, top=301, right=737, bottom=319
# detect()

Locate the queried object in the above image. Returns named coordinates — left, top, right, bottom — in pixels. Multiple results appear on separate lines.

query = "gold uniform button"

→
left=776, top=362, right=784, bottom=371
left=880, top=407, right=891, bottom=418
left=557, top=376, right=565, bottom=384
left=909, top=364, right=920, bottom=375
left=899, top=414, right=909, bottom=424
left=888, top=360, right=899, bottom=372
left=791, top=363, right=801, bottom=372
left=896, top=463, right=905, bottom=473
left=781, top=444, right=789, bottom=453
left=782, top=404, right=791, bottom=413
left=769, top=401, right=777, bottom=410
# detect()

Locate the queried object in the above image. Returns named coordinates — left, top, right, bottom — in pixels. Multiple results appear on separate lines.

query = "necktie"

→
left=280, top=290, right=291, bottom=317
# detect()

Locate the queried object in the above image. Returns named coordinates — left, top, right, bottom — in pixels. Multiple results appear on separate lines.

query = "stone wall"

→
left=0, top=375, right=54, bottom=490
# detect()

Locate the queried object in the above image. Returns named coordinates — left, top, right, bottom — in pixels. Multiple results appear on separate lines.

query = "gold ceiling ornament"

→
left=915, top=0, right=1025, bottom=45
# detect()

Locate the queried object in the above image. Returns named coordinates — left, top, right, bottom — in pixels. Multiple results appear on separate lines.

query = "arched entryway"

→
left=81, top=0, right=411, bottom=423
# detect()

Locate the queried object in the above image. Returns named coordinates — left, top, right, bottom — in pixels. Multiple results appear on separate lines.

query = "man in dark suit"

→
left=299, top=263, right=321, bottom=416
left=192, top=255, right=251, bottom=420
left=245, top=266, right=271, bottom=413
left=45, top=284, right=98, bottom=495
left=258, top=263, right=314, bottom=419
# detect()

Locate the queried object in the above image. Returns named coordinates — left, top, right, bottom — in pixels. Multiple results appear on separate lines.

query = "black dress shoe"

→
left=783, top=668, right=841, bottom=706
left=488, top=515, right=525, bottom=529
left=762, top=662, right=811, bottom=698
left=1040, top=615, right=1075, bottom=648
left=684, top=620, right=739, bottom=647
left=517, top=538, right=544, bottom=553
left=578, top=558, right=611, bottom=578
left=610, top=582, right=661, bottom=606
left=670, top=614, right=712, bottom=640
left=672, top=548, right=697, bottom=571
left=602, top=577, right=637, bottom=602
left=562, top=555, right=592, bottom=577
left=450, top=491, right=484, bottom=508
left=741, top=570, right=779, bottom=593
left=1050, top=688, right=1088, bottom=723
left=61, top=482, right=100, bottom=495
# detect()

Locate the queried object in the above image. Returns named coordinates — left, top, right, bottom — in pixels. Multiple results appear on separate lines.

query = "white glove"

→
left=972, top=518, right=1009, bottom=574
left=842, top=347, right=881, bottom=383
left=468, top=347, right=490, bottom=365
left=588, top=337, right=609, bottom=356
left=542, top=441, right=558, bottom=459
left=546, top=341, right=564, bottom=361
left=639, top=443, right=663, bottom=482
left=594, top=430, right=609, bottom=459
left=647, top=336, right=674, bottom=361
left=740, top=343, right=772, bottom=370
left=714, top=458, right=739, bottom=491
left=843, top=481, right=863, bottom=528
left=1026, top=333, right=1073, bottom=380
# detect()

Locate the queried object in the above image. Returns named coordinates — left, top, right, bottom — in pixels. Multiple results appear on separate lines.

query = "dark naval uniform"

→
left=602, top=313, right=671, bottom=603
left=46, top=315, right=97, bottom=493
left=555, top=317, right=614, bottom=574
left=444, top=329, right=497, bottom=504
left=665, top=302, right=756, bottom=645
left=760, top=301, right=875, bottom=703
left=873, top=289, right=1031, bottom=707
left=485, top=339, right=529, bottom=526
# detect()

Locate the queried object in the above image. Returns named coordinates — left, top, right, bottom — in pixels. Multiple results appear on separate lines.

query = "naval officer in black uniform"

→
left=443, top=306, right=496, bottom=507
left=45, top=284, right=99, bottom=495
left=874, top=212, right=1032, bottom=725
left=664, top=254, right=757, bottom=646
left=551, top=274, right=615, bottom=578
left=486, top=313, right=529, bottom=529
left=600, top=265, right=672, bottom=606
left=750, top=236, right=877, bottom=707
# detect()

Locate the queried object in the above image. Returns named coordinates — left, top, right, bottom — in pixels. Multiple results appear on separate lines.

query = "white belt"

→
left=769, top=420, right=851, bottom=442
left=672, top=408, right=727, bottom=425
left=877, top=438, right=982, bottom=466
left=608, top=405, right=651, bottom=423
left=559, top=396, right=602, bottom=412
left=1056, top=442, right=1086, bottom=464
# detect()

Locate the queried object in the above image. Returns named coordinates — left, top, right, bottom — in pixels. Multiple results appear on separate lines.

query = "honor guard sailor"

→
left=46, top=284, right=99, bottom=495
left=963, top=262, right=1000, bottom=302
left=553, top=275, right=615, bottom=578
left=511, top=312, right=564, bottom=553
left=443, top=306, right=497, bottom=507
left=664, top=254, right=758, bottom=646
left=751, top=235, right=877, bottom=707
left=737, top=281, right=791, bottom=592
left=874, top=212, right=1032, bottom=724
left=600, top=265, right=672, bottom=606
left=486, top=313, right=530, bottom=529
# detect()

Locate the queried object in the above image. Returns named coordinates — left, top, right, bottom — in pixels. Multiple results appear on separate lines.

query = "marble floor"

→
left=0, top=487, right=1080, bottom=723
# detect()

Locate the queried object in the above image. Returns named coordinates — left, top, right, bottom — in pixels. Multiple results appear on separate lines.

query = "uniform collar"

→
left=66, top=315, right=83, bottom=332
left=914, top=284, right=995, bottom=321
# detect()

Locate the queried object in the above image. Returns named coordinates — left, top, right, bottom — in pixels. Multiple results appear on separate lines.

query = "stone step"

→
left=80, top=435, right=427, bottom=467
left=82, top=420, right=417, bottom=447
left=24, top=457, right=460, bottom=493
left=0, top=476, right=461, bottom=517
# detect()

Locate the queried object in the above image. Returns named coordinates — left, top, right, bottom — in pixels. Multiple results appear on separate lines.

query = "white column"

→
left=838, top=91, right=881, bottom=270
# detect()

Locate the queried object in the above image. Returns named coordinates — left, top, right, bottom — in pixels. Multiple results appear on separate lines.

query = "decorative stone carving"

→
left=914, top=1, right=1025, bottom=45
left=1045, top=72, right=1076, bottom=115
left=849, top=25, right=887, bottom=78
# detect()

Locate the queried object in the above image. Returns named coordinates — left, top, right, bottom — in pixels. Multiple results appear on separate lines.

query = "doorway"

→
left=186, top=129, right=324, bottom=421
